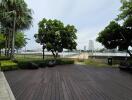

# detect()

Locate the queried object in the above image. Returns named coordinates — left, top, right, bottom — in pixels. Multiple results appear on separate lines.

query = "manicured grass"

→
left=81, top=59, right=118, bottom=67
left=85, top=60, right=108, bottom=67
left=15, top=54, right=54, bottom=60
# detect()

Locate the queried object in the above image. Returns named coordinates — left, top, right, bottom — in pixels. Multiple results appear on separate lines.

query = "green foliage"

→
left=17, top=60, right=43, bottom=69
left=97, top=21, right=124, bottom=49
left=0, top=60, right=18, bottom=71
left=84, top=59, right=113, bottom=67
left=34, top=18, right=77, bottom=58
left=0, top=56, right=10, bottom=60
left=39, top=61, right=49, bottom=68
left=97, top=0, right=132, bottom=56
left=0, top=56, right=74, bottom=71
left=117, top=0, right=132, bottom=21
left=0, top=32, right=27, bottom=50
left=15, top=32, right=27, bottom=49
left=0, top=33, right=5, bottom=49
left=0, top=0, right=32, bottom=59
left=1, top=60, right=17, bottom=66
left=0, top=0, right=33, bottom=31
left=17, top=58, right=74, bottom=69
left=56, top=59, right=74, bottom=65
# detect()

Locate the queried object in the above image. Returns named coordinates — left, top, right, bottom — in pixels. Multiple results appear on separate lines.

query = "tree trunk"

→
left=127, top=50, right=132, bottom=57
left=7, top=30, right=11, bottom=57
left=11, top=32, right=15, bottom=60
left=42, top=45, right=45, bottom=60
left=56, top=52, right=58, bottom=58
left=0, top=49, right=1, bottom=57
left=5, top=35, right=8, bottom=56
left=11, top=11, right=16, bottom=60
left=7, top=34, right=9, bottom=57
left=53, top=52, right=58, bottom=60
left=51, top=50, right=56, bottom=59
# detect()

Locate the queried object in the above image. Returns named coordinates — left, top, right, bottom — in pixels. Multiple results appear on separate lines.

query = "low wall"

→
left=89, top=56, right=132, bottom=64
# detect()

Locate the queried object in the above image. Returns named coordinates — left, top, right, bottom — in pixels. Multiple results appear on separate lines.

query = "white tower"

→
left=88, top=40, right=94, bottom=51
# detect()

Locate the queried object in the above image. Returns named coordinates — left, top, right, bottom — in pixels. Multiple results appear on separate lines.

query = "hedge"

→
left=0, top=59, right=75, bottom=71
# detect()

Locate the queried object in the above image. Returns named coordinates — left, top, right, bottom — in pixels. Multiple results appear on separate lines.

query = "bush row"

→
left=0, top=59, right=74, bottom=71
left=0, top=65, right=18, bottom=71
left=0, top=60, right=18, bottom=71
left=18, top=59, right=74, bottom=69
left=0, top=57, right=10, bottom=61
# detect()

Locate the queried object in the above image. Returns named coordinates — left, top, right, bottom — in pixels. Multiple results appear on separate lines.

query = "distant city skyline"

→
left=24, top=0, right=121, bottom=50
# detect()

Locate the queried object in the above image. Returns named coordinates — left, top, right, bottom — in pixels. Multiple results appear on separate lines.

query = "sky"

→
left=24, top=0, right=121, bottom=50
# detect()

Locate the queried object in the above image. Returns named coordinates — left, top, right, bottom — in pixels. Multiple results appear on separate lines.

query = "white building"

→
left=88, top=40, right=94, bottom=51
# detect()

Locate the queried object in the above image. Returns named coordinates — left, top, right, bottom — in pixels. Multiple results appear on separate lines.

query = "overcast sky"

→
left=24, top=0, right=121, bottom=50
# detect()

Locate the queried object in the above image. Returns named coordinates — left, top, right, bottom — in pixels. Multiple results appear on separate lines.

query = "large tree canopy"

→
left=34, top=18, right=77, bottom=59
left=0, top=0, right=32, bottom=59
left=97, top=21, right=122, bottom=49
left=0, top=0, right=32, bottom=31
left=97, top=0, right=132, bottom=57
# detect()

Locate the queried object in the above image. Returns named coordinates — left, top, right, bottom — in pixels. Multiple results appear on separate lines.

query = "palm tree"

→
left=0, top=0, right=32, bottom=59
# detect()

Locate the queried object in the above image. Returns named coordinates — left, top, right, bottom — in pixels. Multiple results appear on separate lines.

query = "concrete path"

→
left=68, top=53, right=89, bottom=59
left=0, top=71, right=15, bottom=100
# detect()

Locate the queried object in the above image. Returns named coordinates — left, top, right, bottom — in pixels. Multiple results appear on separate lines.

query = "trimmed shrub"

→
left=18, top=61, right=39, bottom=69
left=0, top=57, right=10, bottom=61
left=0, top=65, right=18, bottom=71
left=39, top=62, right=48, bottom=68
left=16, top=59, right=75, bottom=69
left=56, top=59, right=74, bottom=65
left=0, top=60, right=18, bottom=71
left=27, top=62, right=39, bottom=69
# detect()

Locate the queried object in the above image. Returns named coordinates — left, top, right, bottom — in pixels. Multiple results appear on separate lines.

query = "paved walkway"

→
left=4, top=65, right=132, bottom=100
left=0, top=71, right=15, bottom=100
left=68, top=53, right=89, bottom=59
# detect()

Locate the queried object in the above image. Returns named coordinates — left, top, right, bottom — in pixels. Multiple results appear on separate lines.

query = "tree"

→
left=15, top=32, right=27, bottom=50
left=97, top=21, right=122, bottom=49
left=34, top=18, right=77, bottom=59
left=97, top=0, right=132, bottom=57
left=0, top=33, right=5, bottom=56
left=0, top=32, right=27, bottom=56
left=0, top=0, right=32, bottom=59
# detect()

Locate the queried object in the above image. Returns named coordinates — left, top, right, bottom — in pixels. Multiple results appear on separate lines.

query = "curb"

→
left=0, top=72, right=16, bottom=100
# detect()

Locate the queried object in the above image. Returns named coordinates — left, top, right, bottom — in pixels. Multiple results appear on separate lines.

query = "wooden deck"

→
left=4, top=65, right=132, bottom=100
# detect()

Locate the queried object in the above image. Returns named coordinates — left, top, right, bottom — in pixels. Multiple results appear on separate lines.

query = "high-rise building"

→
left=84, top=46, right=86, bottom=51
left=88, top=40, right=94, bottom=51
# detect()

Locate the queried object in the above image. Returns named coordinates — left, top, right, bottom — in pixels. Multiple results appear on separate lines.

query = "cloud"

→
left=25, top=0, right=121, bottom=50
left=76, top=25, right=105, bottom=49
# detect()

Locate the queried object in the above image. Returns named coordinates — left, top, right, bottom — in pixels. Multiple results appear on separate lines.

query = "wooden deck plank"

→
left=4, top=65, right=132, bottom=100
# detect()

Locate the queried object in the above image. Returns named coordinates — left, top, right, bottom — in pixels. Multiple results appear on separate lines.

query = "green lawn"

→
left=76, top=59, right=119, bottom=68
